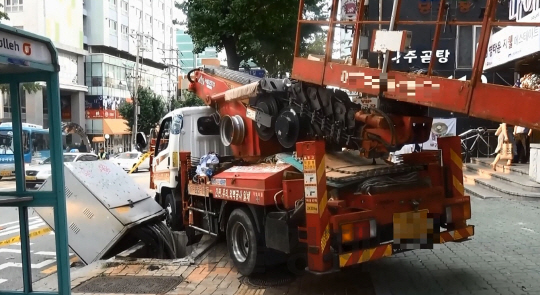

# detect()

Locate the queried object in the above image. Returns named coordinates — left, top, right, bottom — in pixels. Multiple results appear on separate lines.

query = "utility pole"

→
left=160, top=47, right=181, bottom=111
left=128, top=6, right=155, bottom=151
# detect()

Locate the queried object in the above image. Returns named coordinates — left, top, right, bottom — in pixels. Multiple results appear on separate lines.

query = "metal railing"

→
left=459, top=127, right=498, bottom=163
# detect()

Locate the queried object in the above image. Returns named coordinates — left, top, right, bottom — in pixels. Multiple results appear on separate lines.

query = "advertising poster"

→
left=422, top=118, right=457, bottom=150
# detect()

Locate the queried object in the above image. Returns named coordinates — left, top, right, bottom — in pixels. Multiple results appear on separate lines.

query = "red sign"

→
left=86, top=109, right=103, bottom=119
left=103, top=110, right=116, bottom=119
left=86, top=108, right=124, bottom=119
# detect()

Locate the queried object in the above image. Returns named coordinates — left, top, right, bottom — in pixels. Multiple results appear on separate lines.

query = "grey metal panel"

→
left=35, top=166, right=125, bottom=264
left=64, top=161, right=150, bottom=209
left=109, top=197, right=164, bottom=226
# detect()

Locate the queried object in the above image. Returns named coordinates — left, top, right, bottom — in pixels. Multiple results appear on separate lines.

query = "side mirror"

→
left=136, top=132, right=147, bottom=149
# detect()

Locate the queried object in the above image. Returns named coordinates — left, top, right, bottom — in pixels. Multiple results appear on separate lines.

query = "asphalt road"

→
left=0, top=171, right=152, bottom=291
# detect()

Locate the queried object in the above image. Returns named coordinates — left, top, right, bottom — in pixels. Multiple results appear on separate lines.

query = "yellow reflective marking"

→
left=0, top=227, right=52, bottom=247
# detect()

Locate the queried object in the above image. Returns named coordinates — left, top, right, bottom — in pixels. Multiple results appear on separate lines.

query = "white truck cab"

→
left=152, top=106, right=230, bottom=229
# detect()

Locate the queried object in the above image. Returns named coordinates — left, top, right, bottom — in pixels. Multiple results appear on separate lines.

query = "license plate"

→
left=393, top=209, right=438, bottom=250
left=25, top=176, right=37, bottom=181
left=0, top=171, right=11, bottom=177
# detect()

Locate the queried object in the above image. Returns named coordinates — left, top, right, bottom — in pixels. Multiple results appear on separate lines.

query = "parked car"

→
left=25, top=152, right=99, bottom=188
left=113, top=151, right=149, bottom=173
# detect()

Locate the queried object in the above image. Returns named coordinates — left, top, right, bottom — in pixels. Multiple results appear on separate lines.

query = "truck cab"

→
left=151, top=106, right=231, bottom=229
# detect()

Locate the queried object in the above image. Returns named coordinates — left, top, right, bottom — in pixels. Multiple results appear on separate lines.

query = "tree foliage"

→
left=118, top=87, right=166, bottom=134
left=170, top=90, right=205, bottom=110
left=176, top=0, right=327, bottom=76
left=0, top=4, right=9, bottom=22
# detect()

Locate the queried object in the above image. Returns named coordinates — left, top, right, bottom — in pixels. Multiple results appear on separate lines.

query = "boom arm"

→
left=187, top=66, right=431, bottom=160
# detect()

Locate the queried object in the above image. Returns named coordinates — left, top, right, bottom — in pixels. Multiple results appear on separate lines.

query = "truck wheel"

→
left=165, top=193, right=183, bottom=231
left=226, top=208, right=263, bottom=276
left=132, top=164, right=139, bottom=173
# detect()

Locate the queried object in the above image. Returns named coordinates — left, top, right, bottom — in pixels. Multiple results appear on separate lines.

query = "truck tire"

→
left=165, top=193, right=183, bottom=231
left=226, top=208, right=263, bottom=276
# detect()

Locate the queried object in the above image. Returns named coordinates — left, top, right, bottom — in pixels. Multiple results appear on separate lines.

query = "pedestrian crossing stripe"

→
left=0, top=226, right=52, bottom=247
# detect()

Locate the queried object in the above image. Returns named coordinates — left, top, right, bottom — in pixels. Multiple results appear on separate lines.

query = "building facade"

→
left=177, top=27, right=218, bottom=74
left=83, top=0, right=178, bottom=153
left=1, top=0, right=87, bottom=131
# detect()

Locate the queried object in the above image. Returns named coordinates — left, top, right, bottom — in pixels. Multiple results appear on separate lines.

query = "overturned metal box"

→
left=35, top=161, right=165, bottom=265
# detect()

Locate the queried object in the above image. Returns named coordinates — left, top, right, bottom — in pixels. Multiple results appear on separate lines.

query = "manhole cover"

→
left=240, top=268, right=296, bottom=288
left=72, top=276, right=183, bottom=294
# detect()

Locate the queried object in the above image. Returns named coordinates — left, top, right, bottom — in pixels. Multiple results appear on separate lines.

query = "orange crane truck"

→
left=148, top=0, right=540, bottom=276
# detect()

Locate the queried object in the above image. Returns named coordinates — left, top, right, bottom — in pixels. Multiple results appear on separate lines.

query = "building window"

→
left=159, top=1, right=164, bottom=10
left=109, top=20, right=117, bottom=32
left=135, top=9, right=142, bottom=19
left=121, top=25, right=129, bottom=36
left=456, top=25, right=503, bottom=69
left=145, top=14, right=152, bottom=24
left=121, top=0, right=128, bottom=12
left=4, top=0, right=23, bottom=12
left=109, top=0, right=116, bottom=6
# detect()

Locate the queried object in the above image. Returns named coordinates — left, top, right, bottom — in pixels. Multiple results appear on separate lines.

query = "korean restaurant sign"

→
left=392, top=49, right=451, bottom=64
left=509, top=0, right=540, bottom=22
left=484, top=8, right=540, bottom=70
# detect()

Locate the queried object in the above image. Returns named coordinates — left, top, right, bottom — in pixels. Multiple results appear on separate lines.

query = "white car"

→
left=25, top=153, right=99, bottom=188
left=113, top=152, right=149, bottom=172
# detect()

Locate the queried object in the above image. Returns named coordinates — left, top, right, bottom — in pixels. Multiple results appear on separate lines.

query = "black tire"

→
left=132, top=165, right=139, bottom=173
left=26, top=183, right=36, bottom=189
left=226, top=208, right=263, bottom=276
left=164, top=193, right=183, bottom=231
left=0, top=176, right=3, bottom=180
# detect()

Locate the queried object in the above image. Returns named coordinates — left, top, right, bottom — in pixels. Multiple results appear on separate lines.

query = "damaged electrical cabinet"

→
left=35, top=161, right=167, bottom=265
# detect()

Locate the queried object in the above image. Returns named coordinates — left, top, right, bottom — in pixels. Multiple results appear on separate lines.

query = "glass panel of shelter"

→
left=0, top=81, right=61, bottom=292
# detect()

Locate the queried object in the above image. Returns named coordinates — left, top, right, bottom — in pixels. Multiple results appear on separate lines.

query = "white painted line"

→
left=49, top=232, right=54, bottom=236
left=0, top=219, right=45, bottom=233
left=11, top=242, right=34, bottom=246
left=0, top=222, right=46, bottom=237
left=0, top=279, right=7, bottom=285
left=0, top=217, right=41, bottom=228
left=34, top=251, right=74, bottom=256
left=0, top=259, right=56, bottom=271
left=521, top=227, right=535, bottom=233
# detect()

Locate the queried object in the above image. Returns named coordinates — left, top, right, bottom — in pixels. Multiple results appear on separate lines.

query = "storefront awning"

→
left=103, top=119, right=130, bottom=135
left=92, top=137, right=105, bottom=143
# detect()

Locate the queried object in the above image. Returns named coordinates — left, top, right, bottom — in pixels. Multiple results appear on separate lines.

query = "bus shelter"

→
left=0, top=25, right=70, bottom=294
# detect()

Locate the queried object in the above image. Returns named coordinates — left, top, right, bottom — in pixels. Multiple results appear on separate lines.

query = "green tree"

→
left=0, top=4, right=9, bottom=22
left=170, top=90, right=205, bottom=110
left=176, top=0, right=326, bottom=76
left=118, top=87, right=166, bottom=134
